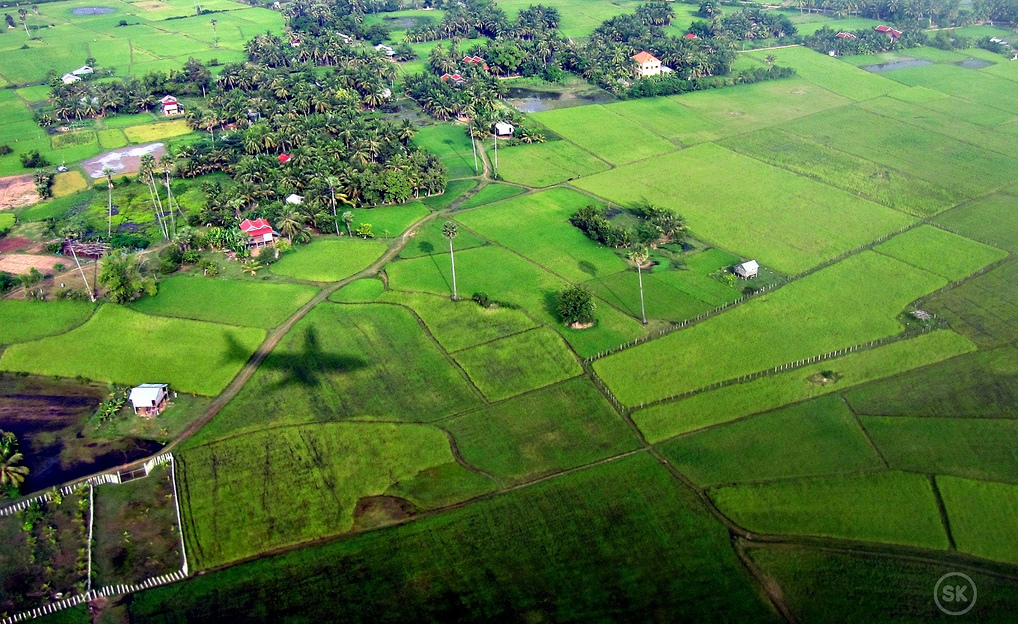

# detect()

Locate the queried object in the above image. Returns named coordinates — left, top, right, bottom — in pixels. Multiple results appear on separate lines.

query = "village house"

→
left=240, top=217, right=277, bottom=247
left=684, top=33, right=697, bottom=40
left=285, top=194, right=304, bottom=205
left=278, top=153, right=292, bottom=164
left=632, top=51, right=662, bottom=78
left=129, top=384, right=169, bottom=418
left=875, top=25, right=902, bottom=39
left=375, top=43, right=395, bottom=57
left=61, top=73, right=81, bottom=84
left=160, top=95, right=181, bottom=116
left=735, top=260, right=759, bottom=280
left=494, top=121, right=515, bottom=137
left=836, top=31, right=857, bottom=39
left=71, top=65, right=94, bottom=76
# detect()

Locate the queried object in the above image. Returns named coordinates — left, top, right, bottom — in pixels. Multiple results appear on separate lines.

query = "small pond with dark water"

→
left=0, top=375, right=163, bottom=492
left=860, top=58, right=934, bottom=73
left=71, top=6, right=115, bottom=15
left=507, top=86, right=616, bottom=113
left=956, top=58, right=996, bottom=69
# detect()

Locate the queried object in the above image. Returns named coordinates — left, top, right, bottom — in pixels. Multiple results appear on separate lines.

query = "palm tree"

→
left=342, top=210, right=354, bottom=237
left=323, top=175, right=348, bottom=235
left=278, top=209, right=305, bottom=242
left=627, top=246, right=649, bottom=325
left=103, top=167, right=115, bottom=237
left=210, top=18, right=219, bottom=48
left=442, top=221, right=459, bottom=301
left=0, top=447, right=28, bottom=490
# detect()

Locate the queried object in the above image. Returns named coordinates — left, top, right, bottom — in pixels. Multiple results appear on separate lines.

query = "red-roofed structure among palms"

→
left=240, top=218, right=277, bottom=247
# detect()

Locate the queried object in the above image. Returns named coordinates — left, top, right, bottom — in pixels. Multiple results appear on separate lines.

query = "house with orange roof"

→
left=632, top=51, right=662, bottom=77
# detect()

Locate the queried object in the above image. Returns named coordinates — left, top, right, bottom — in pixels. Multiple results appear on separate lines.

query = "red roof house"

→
left=160, top=95, right=180, bottom=116
left=278, top=153, right=292, bottom=164
left=836, top=31, right=857, bottom=39
left=450, top=73, right=465, bottom=83
left=240, top=218, right=277, bottom=247
left=684, top=33, right=698, bottom=39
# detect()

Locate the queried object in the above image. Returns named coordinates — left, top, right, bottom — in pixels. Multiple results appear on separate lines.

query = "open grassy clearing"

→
left=934, top=193, right=1018, bottom=252
left=746, top=45, right=904, bottom=101
left=575, top=143, right=913, bottom=274
left=179, top=421, right=494, bottom=569
left=872, top=225, right=1007, bottom=281
left=452, top=327, right=582, bottom=401
left=718, top=128, right=963, bottom=217
left=863, top=417, right=1018, bottom=484
left=445, top=378, right=638, bottom=484
left=379, top=291, right=536, bottom=352
left=0, top=300, right=95, bottom=345
left=132, top=453, right=777, bottom=622
left=633, top=330, right=975, bottom=443
left=129, top=276, right=319, bottom=327
left=748, top=544, right=1018, bottom=623
left=928, top=258, right=1018, bottom=348
left=879, top=62, right=1018, bottom=115
left=399, top=217, right=488, bottom=258
left=0, top=305, right=264, bottom=395
left=844, top=345, right=1018, bottom=419
left=421, top=178, right=477, bottom=210
left=531, top=105, right=677, bottom=165
left=937, top=476, right=1018, bottom=565
left=122, top=119, right=194, bottom=143
left=386, top=245, right=647, bottom=358
left=661, top=395, right=882, bottom=487
left=329, top=278, right=385, bottom=303
left=412, top=123, right=478, bottom=178
left=605, top=96, right=720, bottom=145
left=782, top=105, right=1018, bottom=197
left=186, top=302, right=483, bottom=445
left=490, top=140, right=609, bottom=187
left=346, top=201, right=430, bottom=238
left=585, top=265, right=731, bottom=323
left=455, top=182, right=525, bottom=210
left=595, top=251, right=946, bottom=406
left=270, top=236, right=387, bottom=282
left=455, top=187, right=628, bottom=283
left=711, top=471, right=948, bottom=549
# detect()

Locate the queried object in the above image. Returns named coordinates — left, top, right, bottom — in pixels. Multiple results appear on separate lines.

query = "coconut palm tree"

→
left=210, top=18, right=219, bottom=48
left=0, top=446, right=29, bottom=490
left=442, top=221, right=459, bottom=300
left=627, top=246, right=649, bottom=325
left=341, top=211, right=354, bottom=236
left=278, top=208, right=305, bottom=242
left=103, top=167, right=115, bottom=237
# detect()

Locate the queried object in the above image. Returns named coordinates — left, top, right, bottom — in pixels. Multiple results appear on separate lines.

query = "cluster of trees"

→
left=570, top=202, right=686, bottom=250
left=690, top=8, right=798, bottom=40
left=627, top=64, right=796, bottom=98
left=794, top=0, right=1018, bottom=28
left=0, top=431, right=29, bottom=499
left=804, top=25, right=928, bottom=54
left=404, top=0, right=510, bottom=41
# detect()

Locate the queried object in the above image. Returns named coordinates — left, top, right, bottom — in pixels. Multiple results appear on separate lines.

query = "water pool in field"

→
left=507, top=86, right=616, bottom=113
left=956, top=58, right=996, bottom=69
left=71, top=6, right=115, bottom=15
left=861, top=58, right=933, bottom=73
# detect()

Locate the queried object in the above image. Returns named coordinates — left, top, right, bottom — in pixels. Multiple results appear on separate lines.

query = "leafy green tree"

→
left=342, top=211, right=354, bottom=237
left=98, top=252, right=156, bottom=303
left=557, top=286, right=596, bottom=327
left=19, top=267, right=44, bottom=300
left=442, top=221, right=459, bottom=300
left=627, top=246, right=650, bottom=325
left=355, top=223, right=374, bottom=239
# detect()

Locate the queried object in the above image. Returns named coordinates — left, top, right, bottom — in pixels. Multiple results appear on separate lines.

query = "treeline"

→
left=570, top=202, right=686, bottom=249
left=626, top=64, right=796, bottom=99
left=805, top=25, right=942, bottom=55
left=689, top=8, right=798, bottom=40
left=791, top=0, right=1018, bottom=28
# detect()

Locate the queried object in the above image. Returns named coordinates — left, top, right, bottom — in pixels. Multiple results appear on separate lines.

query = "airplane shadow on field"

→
left=222, top=326, right=368, bottom=389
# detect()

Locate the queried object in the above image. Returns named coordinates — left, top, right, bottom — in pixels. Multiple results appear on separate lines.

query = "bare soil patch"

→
left=0, top=237, right=33, bottom=253
left=81, top=143, right=165, bottom=179
left=0, top=175, right=40, bottom=211
left=352, top=495, right=417, bottom=531
left=0, top=253, right=65, bottom=275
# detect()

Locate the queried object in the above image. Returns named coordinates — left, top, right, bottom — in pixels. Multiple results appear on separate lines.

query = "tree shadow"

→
left=223, top=327, right=368, bottom=389
left=578, top=260, right=598, bottom=279
left=417, top=240, right=435, bottom=255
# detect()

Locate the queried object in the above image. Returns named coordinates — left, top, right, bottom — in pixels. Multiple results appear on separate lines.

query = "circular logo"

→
left=934, top=572, right=977, bottom=616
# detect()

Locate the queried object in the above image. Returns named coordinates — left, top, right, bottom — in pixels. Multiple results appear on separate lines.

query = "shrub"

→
left=0, top=145, right=12, bottom=156
left=182, top=249, right=202, bottom=264
left=20, top=150, right=50, bottom=169
left=557, top=286, right=596, bottom=326
left=569, top=205, right=631, bottom=248
left=109, top=233, right=151, bottom=250
left=472, top=291, right=491, bottom=308
left=0, top=271, right=16, bottom=293
left=200, top=259, right=220, bottom=277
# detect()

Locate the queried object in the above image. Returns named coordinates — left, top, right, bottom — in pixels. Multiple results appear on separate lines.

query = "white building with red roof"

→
left=240, top=218, right=278, bottom=247
left=160, top=95, right=181, bottom=116
left=632, top=51, right=662, bottom=77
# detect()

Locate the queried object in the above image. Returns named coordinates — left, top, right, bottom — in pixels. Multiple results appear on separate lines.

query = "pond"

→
left=507, top=86, right=616, bottom=113
left=956, top=58, right=996, bottom=69
left=71, top=6, right=115, bottom=15
left=860, top=58, right=933, bottom=73
left=0, top=375, right=164, bottom=492
left=383, top=16, right=418, bottom=28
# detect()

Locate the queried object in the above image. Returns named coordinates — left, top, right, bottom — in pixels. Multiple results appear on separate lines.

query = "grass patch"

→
left=928, top=258, right=1018, bottom=347
left=661, top=395, right=882, bottom=487
left=879, top=62, right=1018, bottom=114
left=595, top=251, right=946, bottom=406
left=270, top=237, right=387, bottom=282
left=186, top=303, right=483, bottom=444
left=445, top=377, right=638, bottom=484
left=0, top=300, right=95, bottom=345
left=51, top=171, right=88, bottom=197
left=97, top=128, right=129, bottom=150
left=934, top=193, right=1018, bottom=252
left=633, top=330, right=975, bottom=443
left=575, top=143, right=914, bottom=274
left=746, top=45, right=903, bottom=100
left=863, top=417, right=1018, bottom=484
left=452, top=327, right=582, bottom=401
left=329, top=278, right=385, bottom=303
left=122, top=119, right=193, bottom=143
left=531, top=105, right=676, bottom=165
left=0, top=305, right=263, bottom=395
left=346, top=201, right=429, bottom=238
left=129, top=276, right=318, bottom=327
left=455, top=187, right=628, bottom=283
left=413, top=123, right=477, bottom=178
left=179, top=421, right=494, bottom=569
left=129, top=453, right=774, bottom=622
left=711, top=471, right=948, bottom=548
left=605, top=96, right=720, bottom=143
left=490, top=140, right=609, bottom=187
left=938, top=476, right=1018, bottom=564
left=872, top=225, right=1007, bottom=280
left=399, top=218, right=487, bottom=258
left=585, top=269, right=716, bottom=322
left=421, top=178, right=476, bottom=210
left=456, top=183, right=525, bottom=210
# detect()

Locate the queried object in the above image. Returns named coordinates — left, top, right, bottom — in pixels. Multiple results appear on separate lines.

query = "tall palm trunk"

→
left=448, top=239, right=458, bottom=301
left=164, top=171, right=177, bottom=237
left=636, top=263, right=647, bottom=325
left=330, top=188, right=340, bottom=235
left=146, top=175, right=168, bottom=239
left=106, top=182, right=113, bottom=237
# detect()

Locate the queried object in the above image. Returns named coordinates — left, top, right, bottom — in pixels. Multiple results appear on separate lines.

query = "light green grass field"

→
left=928, top=259, right=1018, bottom=348
left=444, top=377, right=638, bottom=484
left=746, top=45, right=904, bottom=101
left=711, top=471, right=948, bottom=549
left=0, top=305, right=264, bottom=395
left=421, top=178, right=476, bottom=210
left=938, top=476, right=1018, bottom=564
left=455, top=187, right=628, bottom=282
left=452, top=327, right=582, bottom=401
left=863, top=417, right=1018, bottom=484
left=329, top=278, right=385, bottom=303
left=399, top=217, right=488, bottom=258
left=413, top=123, right=478, bottom=178
left=661, top=395, right=882, bottom=487
left=596, top=250, right=946, bottom=406
left=129, top=276, right=318, bottom=327
left=632, top=330, right=975, bottom=443
left=531, top=105, right=677, bottom=165
left=456, top=183, right=525, bottom=210
left=605, top=96, right=720, bottom=144
left=378, top=291, right=537, bottom=352
left=575, top=143, right=913, bottom=274
left=872, top=225, right=1007, bottom=281
left=585, top=269, right=716, bottom=323
left=0, top=300, right=95, bottom=345
left=346, top=201, right=429, bottom=238
left=718, top=128, right=963, bottom=217
left=185, top=303, right=483, bottom=444
left=270, top=237, right=387, bottom=282
left=179, top=422, right=494, bottom=569
left=880, top=62, right=1018, bottom=115
left=491, top=140, right=609, bottom=187
left=122, top=119, right=193, bottom=143
left=934, top=193, right=1018, bottom=252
